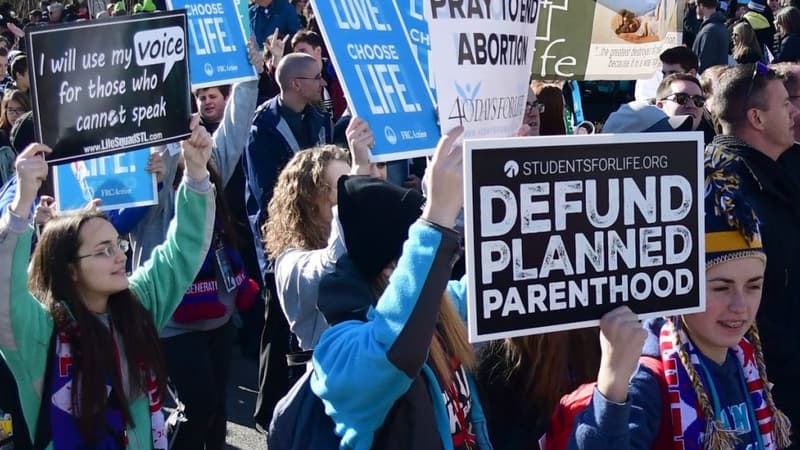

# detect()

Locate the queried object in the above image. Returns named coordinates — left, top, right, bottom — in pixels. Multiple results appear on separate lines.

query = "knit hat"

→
left=602, top=101, right=693, bottom=133
left=337, top=175, right=425, bottom=281
left=747, top=0, right=766, bottom=12
left=704, top=155, right=765, bottom=268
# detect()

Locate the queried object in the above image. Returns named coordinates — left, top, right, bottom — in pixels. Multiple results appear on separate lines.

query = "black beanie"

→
left=337, top=175, right=425, bottom=281
left=10, top=110, right=35, bottom=154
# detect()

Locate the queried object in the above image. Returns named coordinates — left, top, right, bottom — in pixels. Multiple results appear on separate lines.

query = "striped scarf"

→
left=658, top=320, right=776, bottom=450
left=50, top=330, right=167, bottom=449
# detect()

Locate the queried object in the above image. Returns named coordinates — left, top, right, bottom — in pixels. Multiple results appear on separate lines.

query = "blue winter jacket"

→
left=244, top=95, right=331, bottom=279
left=249, top=0, right=301, bottom=49
left=311, top=220, right=492, bottom=450
left=568, top=319, right=760, bottom=450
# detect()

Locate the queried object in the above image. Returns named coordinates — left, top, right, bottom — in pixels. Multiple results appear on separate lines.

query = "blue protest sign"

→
left=233, top=0, right=250, bottom=39
left=52, top=148, right=158, bottom=212
left=398, top=0, right=434, bottom=95
left=166, top=0, right=257, bottom=88
left=310, top=0, right=440, bottom=162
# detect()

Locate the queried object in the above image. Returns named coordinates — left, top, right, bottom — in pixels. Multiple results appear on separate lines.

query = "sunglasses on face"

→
left=661, top=92, right=706, bottom=108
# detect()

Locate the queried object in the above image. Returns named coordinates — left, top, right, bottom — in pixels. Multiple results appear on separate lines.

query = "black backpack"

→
left=266, top=365, right=340, bottom=450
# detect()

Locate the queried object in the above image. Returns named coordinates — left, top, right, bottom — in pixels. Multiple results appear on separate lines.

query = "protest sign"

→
left=464, top=133, right=705, bottom=342
left=234, top=0, right=250, bottom=39
left=52, top=147, right=158, bottom=212
left=399, top=0, right=434, bottom=94
left=531, top=0, right=684, bottom=80
left=426, top=0, right=540, bottom=140
left=26, top=11, right=192, bottom=162
left=309, top=0, right=440, bottom=162
left=166, top=0, right=257, bottom=88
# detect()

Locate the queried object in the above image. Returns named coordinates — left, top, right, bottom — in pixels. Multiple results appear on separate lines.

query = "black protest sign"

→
left=463, top=133, right=705, bottom=342
left=26, top=12, right=191, bottom=162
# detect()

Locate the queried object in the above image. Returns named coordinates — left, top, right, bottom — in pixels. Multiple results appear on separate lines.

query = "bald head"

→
left=276, top=53, right=319, bottom=92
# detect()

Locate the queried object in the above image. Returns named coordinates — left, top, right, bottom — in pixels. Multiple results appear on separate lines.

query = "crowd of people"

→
left=0, top=0, right=799, bottom=449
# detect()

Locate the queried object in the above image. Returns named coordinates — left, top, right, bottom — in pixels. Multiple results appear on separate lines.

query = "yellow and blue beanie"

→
left=704, top=153, right=765, bottom=268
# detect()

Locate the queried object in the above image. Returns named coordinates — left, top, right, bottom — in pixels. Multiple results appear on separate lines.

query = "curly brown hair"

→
left=263, top=145, right=349, bottom=259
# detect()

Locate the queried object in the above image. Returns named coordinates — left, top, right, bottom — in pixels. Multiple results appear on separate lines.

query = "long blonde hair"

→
left=732, top=21, right=764, bottom=63
left=429, top=291, right=476, bottom=386
left=672, top=318, right=792, bottom=450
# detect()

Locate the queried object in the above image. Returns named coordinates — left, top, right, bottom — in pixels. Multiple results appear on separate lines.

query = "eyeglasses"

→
left=744, top=62, right=771, bottom=111
left=77, top=239, right=129, bottom=259
left=6, top=107, right=25, bottom=115
left=526, top=101, right=545, bottom=114
left=660, top=93, right=706, bottom=108
left=296, top=72, right=323, bottom=81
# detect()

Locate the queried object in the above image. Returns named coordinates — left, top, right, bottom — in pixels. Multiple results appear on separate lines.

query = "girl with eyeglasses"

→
left=0, top=90, right=29, bottom=187
left=0, top=90, right=29, bottom=146
left=0, top=117, right=216, bottom=450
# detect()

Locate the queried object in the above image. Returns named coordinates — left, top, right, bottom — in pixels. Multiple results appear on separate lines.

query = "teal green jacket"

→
left=0, top=177, right=216, bottom=450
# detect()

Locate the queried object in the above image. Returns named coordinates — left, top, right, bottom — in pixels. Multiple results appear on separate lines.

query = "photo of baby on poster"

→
left=596, top=0, right=677, bottom=44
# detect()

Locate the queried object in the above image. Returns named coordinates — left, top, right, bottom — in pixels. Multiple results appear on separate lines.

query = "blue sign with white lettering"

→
left=310, top=0, right=440, bottom=162
left=167, top=0, right=256, bottom=88
left=398, top=0, right=435, bottom=96
left=53, top=148, right=158, bottom=212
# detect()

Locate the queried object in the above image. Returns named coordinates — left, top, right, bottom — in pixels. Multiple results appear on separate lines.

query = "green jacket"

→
left=0, top=177, right=216, bottom=449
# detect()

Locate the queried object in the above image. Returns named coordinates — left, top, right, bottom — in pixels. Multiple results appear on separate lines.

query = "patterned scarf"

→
left=658, top=320, right=777, bottom=450
left=50, top=329, right=167, bottom=450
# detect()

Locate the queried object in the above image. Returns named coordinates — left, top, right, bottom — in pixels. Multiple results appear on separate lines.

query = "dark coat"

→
left=693, top=11, right=731, bottom=73
left=774, top=33, right=800, bottom=63
left=244, top=96, right=331, bottom=277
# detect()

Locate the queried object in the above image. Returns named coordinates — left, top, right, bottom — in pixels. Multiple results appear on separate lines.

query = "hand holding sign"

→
left=596, top=306, right=647, bottom=403
left=346, top=117, right=374, bottom=175
left=146, top=151, right=167, bottom=183
left=11, top=143, right=51, bottom=217
left=248, top=35, right=265, bottom=74
left=181, top=115, right=212, bottom=180
left=421, top=126, right=464, bottom=229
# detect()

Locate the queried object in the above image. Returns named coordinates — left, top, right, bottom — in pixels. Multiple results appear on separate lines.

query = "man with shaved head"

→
left=244, top=51, right=333, bottom=429
left=245, top=52, right=331, bottom=277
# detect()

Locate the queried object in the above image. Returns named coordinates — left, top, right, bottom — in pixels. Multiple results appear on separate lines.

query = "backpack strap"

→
left=33, top=331, right=57, bottom=450
left=637, top=355, right=673, bottom=450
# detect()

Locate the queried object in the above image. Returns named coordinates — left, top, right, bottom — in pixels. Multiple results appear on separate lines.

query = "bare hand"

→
left=146, top=151, right=167, bottom=183
left=515, top=124, right=531, bottom=137
left=33, top=195, right=55, bottom=225
left=266, top=27, right=289, bottom=65
left=11, top=143, right=51, bottom=218
left=181, top=115, right=212, bottom=181
left=248, top=35, right=265, bottom=74
left=597, top=306, right=647, bottom=403
left=421, top=126, right=464, bottom=229
left=346, top=117, right=373, bottom=174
